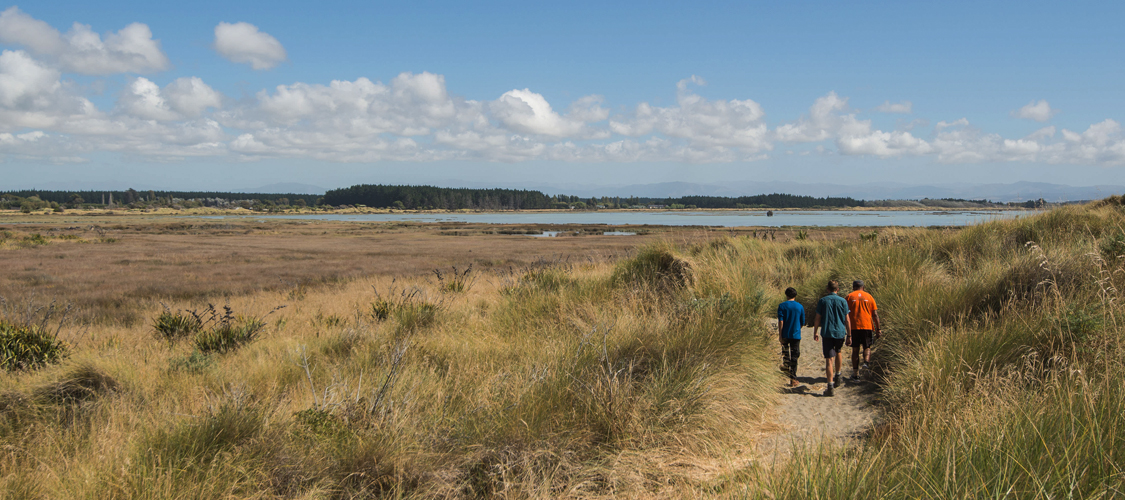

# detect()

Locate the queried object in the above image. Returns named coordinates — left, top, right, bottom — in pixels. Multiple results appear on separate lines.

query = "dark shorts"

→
left=822, top=337, right=846, bottom=358
left=781, top=338, right=800, bottom=378
left=852, top=330, right=874, bottom=349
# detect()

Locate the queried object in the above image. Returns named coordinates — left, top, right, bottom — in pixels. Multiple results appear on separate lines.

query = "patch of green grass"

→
left=0, top=319, right=67, bottom=371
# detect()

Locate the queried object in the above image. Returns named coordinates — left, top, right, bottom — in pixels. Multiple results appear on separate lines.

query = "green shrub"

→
left=193, top=317, right=266, bottom=354
left=18, top=233, right=48, bottom=247
left=186, top=304, right=281, bottom=354
left=394, top=302, right=437, bottom=331
left=0, top=319, right=68, bottom=371
left=1100, top=232, right=1125, bottom=260
left=370, top=282, right=441, bottom=332
left=152, top=309, right=202, bottom=343
left=371, top=299, right=393, bottom=320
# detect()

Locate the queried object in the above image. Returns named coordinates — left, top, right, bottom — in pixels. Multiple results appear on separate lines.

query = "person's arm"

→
left=845, top=315, right=852, bottom=345
left=812, top=313, right=822, bottom=341
left=778, top=319, right=785, bottom=345
left=873, top=310, right=881, bottom=338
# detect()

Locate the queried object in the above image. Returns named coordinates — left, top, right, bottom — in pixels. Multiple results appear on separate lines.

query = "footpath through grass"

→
left=730, top=198, right=1125, bottom=499
left=1, top=199, right=1124, bottom=498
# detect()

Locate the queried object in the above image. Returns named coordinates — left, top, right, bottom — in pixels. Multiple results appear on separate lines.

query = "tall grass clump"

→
left=152, top=306, right=202, bottom=344
left=0, top=319, right=68, bottom=371
left=186, top=304, right=280, bottom=354
left=371, top=279, right=441, bottom=333
left=741, top=201, right=1125, bottom=498
left=434, top=264, right=475, bottom=293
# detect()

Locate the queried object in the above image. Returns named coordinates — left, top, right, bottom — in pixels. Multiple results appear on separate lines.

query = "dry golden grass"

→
left=0, top=230, right=784, bottom=498
left=0, top=216, right=871, bottom=326
left=0, top=219, right=664, bottom=325
left=18, top=207, right=1109, bottom=499
left=0, top=214, right=817, bottom=498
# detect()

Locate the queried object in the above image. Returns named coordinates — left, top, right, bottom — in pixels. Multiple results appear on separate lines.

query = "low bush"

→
left=182, top=304, right=281, bottom=354
left=434, top=264, right=475, bottom=293
left=0, top=319, right=68, bottom=371
left=193, top=317, right=266, bottom=354
left=370, top=281, right=441, bottom=332
left=152, top=308, right=202, bottom=343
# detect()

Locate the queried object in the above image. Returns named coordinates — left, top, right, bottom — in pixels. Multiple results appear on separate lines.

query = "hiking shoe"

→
left=824, top=383, right=834, bottom=397
left=850, top=373, right=861, bottom=382
left=833, top=374, right=841, bottom=386
left=862, top=362, right=870, bottom=371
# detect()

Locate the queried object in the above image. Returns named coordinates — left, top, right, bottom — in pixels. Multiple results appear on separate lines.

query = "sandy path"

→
left=758, top=321, right=879, bottom=460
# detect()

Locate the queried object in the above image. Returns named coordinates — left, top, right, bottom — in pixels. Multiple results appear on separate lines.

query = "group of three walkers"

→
left=776, top=280, right=881, bottom=396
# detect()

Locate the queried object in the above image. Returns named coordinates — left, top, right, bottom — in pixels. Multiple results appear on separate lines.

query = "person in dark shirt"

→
left=813, top=280, right=851, bottom=397
left=777, top=287, right=805, bottom=388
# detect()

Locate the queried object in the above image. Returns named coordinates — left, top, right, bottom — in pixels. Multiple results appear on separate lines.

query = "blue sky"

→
left=1, top=0, right=1124, bottom=193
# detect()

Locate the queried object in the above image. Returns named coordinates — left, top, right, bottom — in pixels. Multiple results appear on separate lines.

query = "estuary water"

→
left=201, top=209, right=1028, bottom=228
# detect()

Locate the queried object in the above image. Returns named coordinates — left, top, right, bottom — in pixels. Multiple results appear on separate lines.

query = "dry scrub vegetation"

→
left=1, top=202, right=1123, bottom=498
left=0, top=219, right=704, bottom=326
left=0, top=219, right=784, bottom=498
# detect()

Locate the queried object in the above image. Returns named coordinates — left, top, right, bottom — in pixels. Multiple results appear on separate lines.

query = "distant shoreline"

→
left=0, top=205, right=1039, bottom=220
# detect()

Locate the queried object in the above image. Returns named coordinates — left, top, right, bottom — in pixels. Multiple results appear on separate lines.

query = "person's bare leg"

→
left=863, top=346, right=872, bottom=365
left=835, top=353, right=843, bottom=381
left=825, top=354, right=838, bottom=396
left=852, top=346, right=861, bottom=375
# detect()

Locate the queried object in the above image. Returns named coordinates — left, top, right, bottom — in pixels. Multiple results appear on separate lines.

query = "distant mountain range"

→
left=231, top=183, right=327, bottom=195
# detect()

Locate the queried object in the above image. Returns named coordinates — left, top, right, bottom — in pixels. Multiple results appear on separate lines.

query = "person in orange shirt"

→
left=845, top=280, right=881, bottom=381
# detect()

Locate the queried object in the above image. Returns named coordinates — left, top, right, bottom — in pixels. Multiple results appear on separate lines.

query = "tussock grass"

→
left=4, top=203, right=1124, bottom=497
left=0, top=319, right=68, bottom=370
left=731, top=202, right=1125, bottom=498
left=0, top=224, right=779, bottom=498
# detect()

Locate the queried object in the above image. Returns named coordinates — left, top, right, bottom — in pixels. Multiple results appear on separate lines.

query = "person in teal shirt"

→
left=777, top=287, right=805, bottom=388
left=813, top=280, right=851, bottom=397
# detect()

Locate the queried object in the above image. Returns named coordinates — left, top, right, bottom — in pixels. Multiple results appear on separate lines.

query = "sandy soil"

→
left=758, top=320, right=880, bottom=460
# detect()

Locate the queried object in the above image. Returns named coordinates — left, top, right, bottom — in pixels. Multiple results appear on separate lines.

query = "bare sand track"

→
left=759, top=321, right=880, bottom=460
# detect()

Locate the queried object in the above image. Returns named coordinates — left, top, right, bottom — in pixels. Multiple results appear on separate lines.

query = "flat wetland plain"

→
left=0, top=213, right=869, bottom=325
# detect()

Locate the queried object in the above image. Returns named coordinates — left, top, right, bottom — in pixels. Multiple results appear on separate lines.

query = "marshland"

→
left=1, top=199, right=1123, bottom=498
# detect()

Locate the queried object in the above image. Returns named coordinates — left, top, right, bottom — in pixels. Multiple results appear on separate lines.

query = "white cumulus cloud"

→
left=0, top=7, right=168, bottom=74
left=490, top=89, right=585, bottom=137
left=0, top=44, right=1124, bottom=169
left=164, top=77, right=223, bottom=117
left=117, top=77, right=178, bottom=120
left=213, top=22, right=287, bottom=70
left=609, top=76, right=769, bottom=156
left=0, top=49, right=97, bottom=131
left=116, top=76, right=222, bottom=121
left=1013, top=99, right=1057, bottom=122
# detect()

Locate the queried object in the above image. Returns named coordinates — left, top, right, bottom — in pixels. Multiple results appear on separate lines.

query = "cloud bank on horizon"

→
left=0, top=6, right=1123, bottom=168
